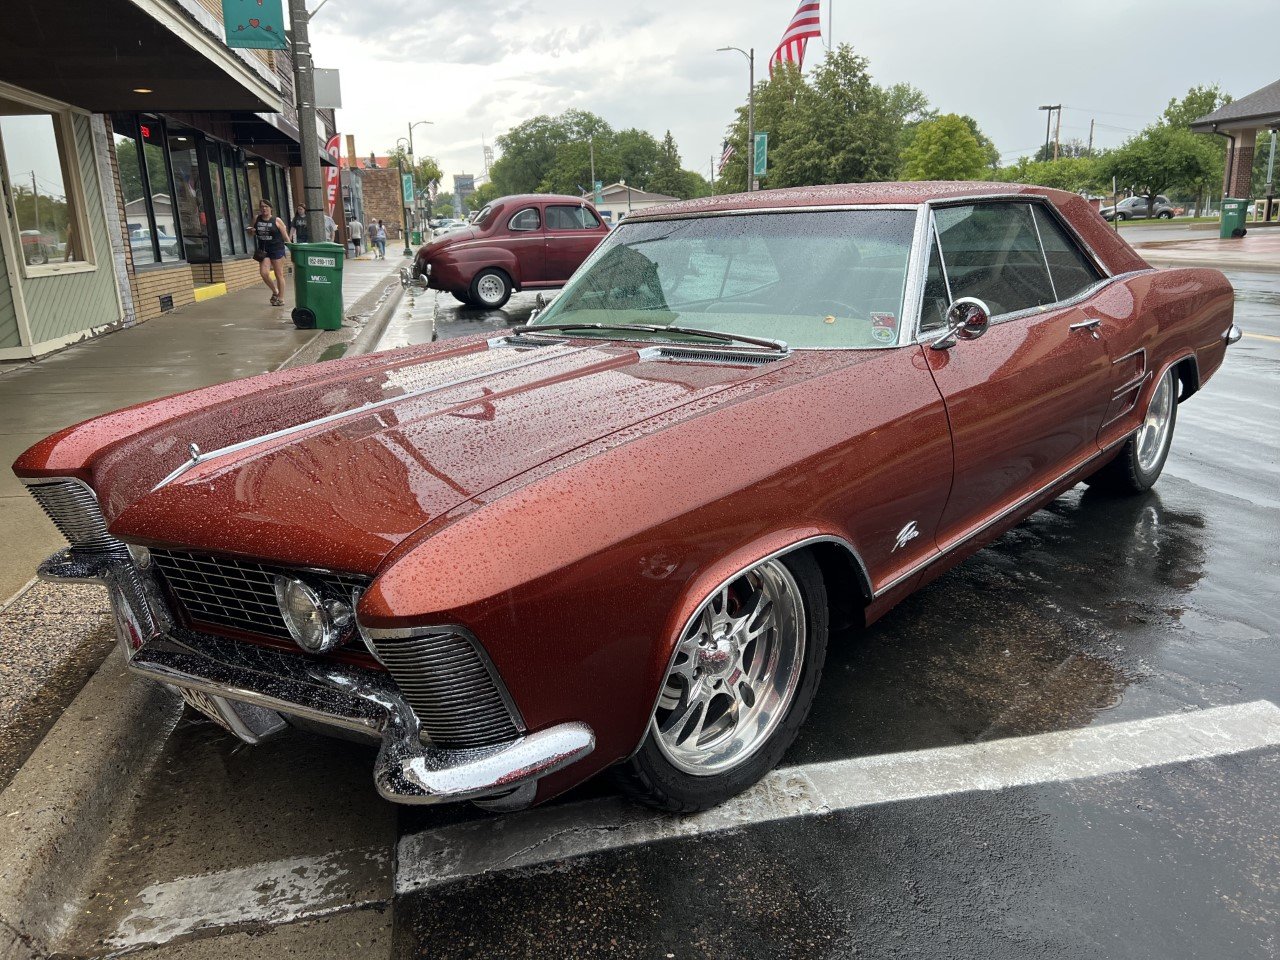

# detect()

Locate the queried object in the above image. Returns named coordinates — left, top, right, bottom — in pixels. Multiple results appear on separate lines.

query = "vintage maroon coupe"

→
left=15, top=183, right=1239, bottom=813
left=402, top=193, right=610, bottom=309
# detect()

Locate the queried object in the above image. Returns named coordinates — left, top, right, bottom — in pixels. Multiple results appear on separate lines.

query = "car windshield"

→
left=530, top=209, right=917, bottom=349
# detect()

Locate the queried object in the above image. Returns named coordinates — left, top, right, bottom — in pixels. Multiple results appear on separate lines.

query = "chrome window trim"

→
left=507, top=207, right=541, bottom=232
left=1028, top=205, right=1059, bottom=303
left=620, top=203, right=922, bottom=224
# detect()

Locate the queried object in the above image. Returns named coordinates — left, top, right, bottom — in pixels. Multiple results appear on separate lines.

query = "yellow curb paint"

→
left=193, top=283, right=228, bottom=303
left=1244, top=332, right=1280, bottom=343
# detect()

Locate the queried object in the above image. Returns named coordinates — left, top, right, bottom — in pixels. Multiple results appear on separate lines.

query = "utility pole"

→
left=1038, top=104, right=1059, bottom=161
left=1053, top=106, right=1063, bottom=161
left=1087, top=118, right=1095, bottom=157
left=30, top=172, right=40, bottom=230
left=288, top=0, right=325, bottom=245
left=718, top=46, right=755, bottom=191
left=396, top=137, right=411, bottom=256
left=590, top=140, right=596, bottom=199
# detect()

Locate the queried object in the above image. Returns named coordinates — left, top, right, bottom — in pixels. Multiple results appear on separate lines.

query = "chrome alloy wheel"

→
left=1136, top=369, right=1175, bottom=472
left=476, top=273, right=506, bottom=305
left=653, top=559, right=806, bottom=776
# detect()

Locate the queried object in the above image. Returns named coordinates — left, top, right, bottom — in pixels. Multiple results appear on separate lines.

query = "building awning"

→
left=1190, top=78, right=1280, bottom=132
left=231, top=112, right=337, bottom=167
left=0, top=0, right=281, bottom=113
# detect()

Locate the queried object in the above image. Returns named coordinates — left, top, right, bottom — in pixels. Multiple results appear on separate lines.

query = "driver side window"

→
left=933, top=202, right=1056, bottom=317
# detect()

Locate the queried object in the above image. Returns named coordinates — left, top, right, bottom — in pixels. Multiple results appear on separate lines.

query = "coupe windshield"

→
left=531, top=209, right=917, bottom=349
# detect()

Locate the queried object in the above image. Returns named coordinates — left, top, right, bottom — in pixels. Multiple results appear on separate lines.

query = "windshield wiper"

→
left=510, top=322, right=788, bottom=353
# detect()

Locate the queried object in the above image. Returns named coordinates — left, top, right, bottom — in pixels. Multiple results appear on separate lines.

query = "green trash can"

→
left=1220, top=198, right=1250, bottom=239
left=411, top=230, right=422, bottom=245
left=287, top=241, right=344, bottom=330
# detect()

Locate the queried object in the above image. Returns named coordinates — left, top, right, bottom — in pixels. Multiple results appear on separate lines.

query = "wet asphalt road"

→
left=55, top=274, right=1279, bottom=958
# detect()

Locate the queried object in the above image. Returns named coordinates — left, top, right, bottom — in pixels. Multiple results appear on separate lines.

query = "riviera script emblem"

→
left=893, top=521, right=920, bottom=552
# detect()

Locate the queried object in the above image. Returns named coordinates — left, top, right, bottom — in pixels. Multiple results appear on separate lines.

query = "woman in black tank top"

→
left=249, top=200, right=290, bottom=307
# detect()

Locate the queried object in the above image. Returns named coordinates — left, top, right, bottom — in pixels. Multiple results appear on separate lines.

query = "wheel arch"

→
left=1172, top=353, right=1200, bottom=401
left=633, top=532, right=871, bottom=758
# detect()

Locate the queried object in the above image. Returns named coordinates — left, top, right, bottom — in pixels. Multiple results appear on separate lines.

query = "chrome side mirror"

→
left=530, top=291, right=547, bottom=322
left=931, top=297, right=991, bottom=350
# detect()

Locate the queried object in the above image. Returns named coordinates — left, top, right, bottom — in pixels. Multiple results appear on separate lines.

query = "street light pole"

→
left=288, top=0, right=325, bottom=245
left=407, top=120, right=433, bottom=235
left=1038, top=104, right=1059, bottom=161
left=396, top=136, right=411, bottom=256
left=718, top=46, right=755, bottom=192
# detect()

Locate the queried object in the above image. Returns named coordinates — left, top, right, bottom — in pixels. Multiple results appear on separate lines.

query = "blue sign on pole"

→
left=223, top=0, right=288, bottom=50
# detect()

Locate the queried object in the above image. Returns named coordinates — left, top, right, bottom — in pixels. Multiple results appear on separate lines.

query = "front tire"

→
left=1158, top=210, right=1173, bottom=220
left=617, top=551, right=828, bottom=812
left=1086, top=366, right=1178, bottom=494
left=470, top=268, right=512, bottom=309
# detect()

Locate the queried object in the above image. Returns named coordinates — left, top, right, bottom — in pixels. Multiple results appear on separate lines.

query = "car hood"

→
left=103, top=337, right=786, bottom=572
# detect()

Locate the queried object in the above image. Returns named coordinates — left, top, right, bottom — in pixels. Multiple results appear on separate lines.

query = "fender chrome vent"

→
left=364, top=629, right=522, bottom=749
left=652, top=347, right=782, bottom=366
left=24, top=478, right=122, bottom=552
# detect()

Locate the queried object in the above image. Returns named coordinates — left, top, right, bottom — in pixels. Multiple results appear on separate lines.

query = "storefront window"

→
left=221, top=146, right=246, bottom=254
left=1, top=98, right=90, bottom=271
left=112, top=122, right=155, bottom=265
left=141, top=121, right=180, bottom=262
left=206, top=142, right=232, bottom=257
left=167, top=130, right=206, bottom=262
left=245, top=158, right=264, bottom=216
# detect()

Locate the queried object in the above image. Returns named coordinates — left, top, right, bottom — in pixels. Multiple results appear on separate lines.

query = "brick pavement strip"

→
left=0, top=257, right=404, bottom=956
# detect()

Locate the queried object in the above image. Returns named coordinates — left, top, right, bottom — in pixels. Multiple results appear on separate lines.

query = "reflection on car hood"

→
left=103, top=338, right=784, bottom=572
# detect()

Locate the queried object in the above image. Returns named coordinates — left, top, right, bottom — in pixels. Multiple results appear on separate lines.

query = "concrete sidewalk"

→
left=0, top=254, right=403, bottom=788
left=1133, top=230, right=1280, bottom=272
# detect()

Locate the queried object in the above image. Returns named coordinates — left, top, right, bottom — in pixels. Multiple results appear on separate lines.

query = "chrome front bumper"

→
left=40, top=547, right=594, bottom=807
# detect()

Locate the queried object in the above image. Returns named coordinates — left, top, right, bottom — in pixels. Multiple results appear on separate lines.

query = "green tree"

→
left=649, top=130, right=685, bottom=197
left=468, top=181, right=502, bottom=208
left=1163, top=84, right=1232, bottom=127
left=720, top=47, right=901, bottom=191
left=994, top=155, right=1105, bottom=193
left=1101, top=124, right=1218, bottom=212
left=900, top=113, right=988, bottom=180
left=385, top=144, right=444, bottom=190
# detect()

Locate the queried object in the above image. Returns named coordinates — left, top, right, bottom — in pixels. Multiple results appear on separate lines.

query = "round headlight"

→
left=272, top=576, right=338, bottom=653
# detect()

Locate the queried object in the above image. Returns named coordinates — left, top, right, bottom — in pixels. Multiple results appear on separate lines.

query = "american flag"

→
left=770, top=0, right=822, bottom=77
left=717, top=141, right=736, bottom=174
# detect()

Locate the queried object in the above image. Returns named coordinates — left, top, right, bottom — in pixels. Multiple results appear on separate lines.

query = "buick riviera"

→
left=15, top=183, right=1239, bottom=813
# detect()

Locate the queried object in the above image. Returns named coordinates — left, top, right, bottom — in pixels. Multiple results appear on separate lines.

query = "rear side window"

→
left=509, top=207, right=540, bottom=231
left=546, top=205, right=602, bottom=230
left=1032, top=206, right=1104, bottom=300
left=934, top=203, right=1056, bottom=317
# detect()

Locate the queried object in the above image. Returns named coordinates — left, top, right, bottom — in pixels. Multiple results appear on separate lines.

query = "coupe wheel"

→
left=617, top=551, right=828, bottom=812
left=470, top=269, right=512, bottom=309
left=1086, top=366, right=1178, bottom=494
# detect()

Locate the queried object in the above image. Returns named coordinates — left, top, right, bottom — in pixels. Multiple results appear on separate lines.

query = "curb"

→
left=0, top=648, right=183, bottom=958
left=0, top=272, right=404, bottom=960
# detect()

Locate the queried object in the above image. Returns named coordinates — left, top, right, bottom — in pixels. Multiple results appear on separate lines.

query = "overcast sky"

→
left=309, top=0, right=1276, bottom=187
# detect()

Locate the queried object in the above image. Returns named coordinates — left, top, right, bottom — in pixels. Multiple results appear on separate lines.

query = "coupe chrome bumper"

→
left=39, top=547, right=594, bottom=807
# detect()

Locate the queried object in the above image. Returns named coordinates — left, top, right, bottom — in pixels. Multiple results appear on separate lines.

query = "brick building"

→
left=358, top=165, right=407, bottom=240
left=1191, top=79, right=1280, bottom=221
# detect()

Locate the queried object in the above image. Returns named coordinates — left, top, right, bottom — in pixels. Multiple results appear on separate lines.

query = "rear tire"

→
left=451, top=291, right=473, bottom=306
left=616, top=551, right=828, bottom=813
left=470, top=268, right=512, bottom=309
left=1085, top=366, right=1178, bottom=495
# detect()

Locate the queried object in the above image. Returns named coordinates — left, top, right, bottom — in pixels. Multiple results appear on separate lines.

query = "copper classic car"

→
left=15, top=182, right=1239, bottom=813
left=402, top=193, right=610, bottom=309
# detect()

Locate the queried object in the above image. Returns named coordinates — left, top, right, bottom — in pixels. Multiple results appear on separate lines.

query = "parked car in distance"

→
left=15, top=182, right=1239, bottom=814
left=129, top=227, right=180, bottom=260
left=405, top=194, right=610, bottom=308
left=19, top=229, right=58, bottom=265
left=1101, top=195, right=1175, bottom=220
left=430, top=218, right=466, bottom=238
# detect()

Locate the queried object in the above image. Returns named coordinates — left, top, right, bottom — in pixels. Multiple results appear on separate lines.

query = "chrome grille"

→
left=25, top=479, right=121, bottom=551
left=367, top=631, right=521, bottom=749
left=150, top=549, right=368, bottom=645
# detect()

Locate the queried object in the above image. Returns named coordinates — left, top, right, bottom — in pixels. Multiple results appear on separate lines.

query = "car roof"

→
left=631, top=181, right=1078, bottom=219
left=491, top=194, right=595, bottom=207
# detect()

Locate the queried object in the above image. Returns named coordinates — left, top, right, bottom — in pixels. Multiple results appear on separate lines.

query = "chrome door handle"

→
left=1069, top=318, right=1103, bottom=331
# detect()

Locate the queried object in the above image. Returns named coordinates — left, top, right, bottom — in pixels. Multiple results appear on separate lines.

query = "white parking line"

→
left=397, top=700, right=1280, bottom=895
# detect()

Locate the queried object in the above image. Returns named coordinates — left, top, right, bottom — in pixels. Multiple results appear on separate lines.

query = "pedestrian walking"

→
left=323, top=212, right=337, bottom=243
left=366, top=220, right=378, bottom=258
left=249, top=200, right=289, bottom=307
left=289, top=204, right=308, bottom=244
left=347, top=216, right=364, bottom=257
left=374, top=220, right=388, bottom=259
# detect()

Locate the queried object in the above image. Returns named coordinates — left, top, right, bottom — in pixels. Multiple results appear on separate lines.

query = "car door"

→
left=921, top=200, right=1114, bottom=547
left=505, top=205, right=546, bottom=282
left=544, top=203, right=606, bottom=282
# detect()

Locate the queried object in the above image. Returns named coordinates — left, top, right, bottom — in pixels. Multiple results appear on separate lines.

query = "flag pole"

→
left=827, top=0, right=832, bottom=51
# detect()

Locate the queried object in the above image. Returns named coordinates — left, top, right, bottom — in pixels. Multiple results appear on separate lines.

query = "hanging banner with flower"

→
left=224, top=0, right=288, bottom=50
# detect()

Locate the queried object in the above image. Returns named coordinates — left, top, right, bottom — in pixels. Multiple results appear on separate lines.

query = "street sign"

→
left=753, top=132, right=768, bottom=178
left=594, top=180, right=603, bottom=204
left=223, top=0, right=287, bottom=50
left=402, top=173, right=415, bottom=205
